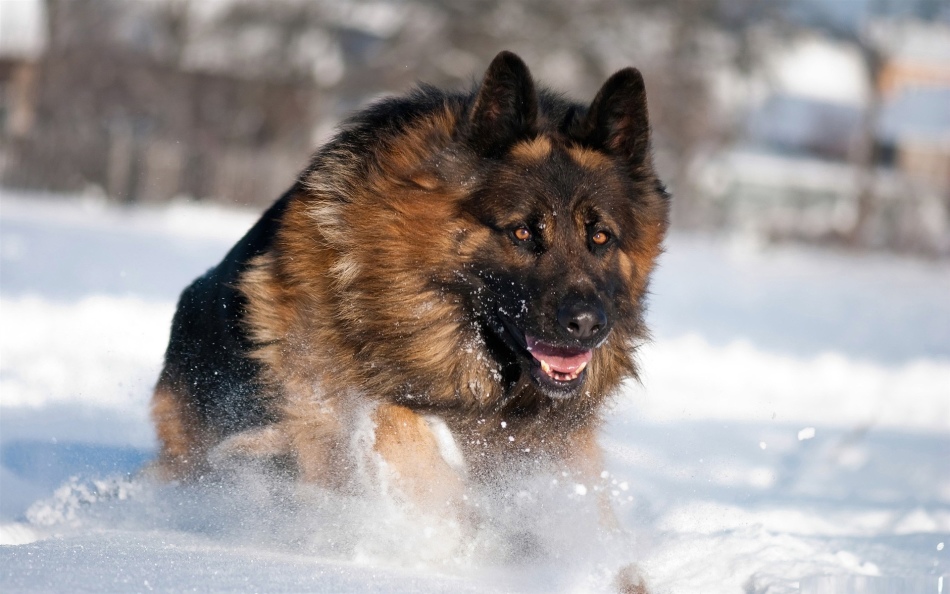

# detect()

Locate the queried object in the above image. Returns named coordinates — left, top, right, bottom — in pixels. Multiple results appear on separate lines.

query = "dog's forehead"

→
left=498, top=138, right=626, bottom=217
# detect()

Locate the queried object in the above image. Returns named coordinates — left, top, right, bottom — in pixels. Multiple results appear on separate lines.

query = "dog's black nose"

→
left=557, top=297, right=607, bottom=340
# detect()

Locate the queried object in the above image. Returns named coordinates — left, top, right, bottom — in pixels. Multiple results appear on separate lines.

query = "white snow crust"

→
left=1, top=190, right=948, bottom=592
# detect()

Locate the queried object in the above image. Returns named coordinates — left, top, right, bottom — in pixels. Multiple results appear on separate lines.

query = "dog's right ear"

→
left=467, top=51, right=538, bottom=157
left=575, top=68, right=652, bottom=170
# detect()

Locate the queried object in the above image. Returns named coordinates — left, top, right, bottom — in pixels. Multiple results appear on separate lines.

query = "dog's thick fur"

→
left=152, top=52, right=669, bottom=535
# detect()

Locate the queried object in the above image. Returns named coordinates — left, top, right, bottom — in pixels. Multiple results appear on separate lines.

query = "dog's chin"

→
left=529, top=363, right=587, bottom=399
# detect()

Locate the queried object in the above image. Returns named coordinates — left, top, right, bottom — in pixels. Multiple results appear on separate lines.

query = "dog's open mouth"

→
left=525, top=335, right=592, bottom=383
left=495, top=314, right=596, bottom=395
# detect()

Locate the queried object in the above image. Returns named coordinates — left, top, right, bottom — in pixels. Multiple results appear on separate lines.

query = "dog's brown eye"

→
left=591, top=231, right=610, bottom=245
left=513, top=226, right=532, bottom=241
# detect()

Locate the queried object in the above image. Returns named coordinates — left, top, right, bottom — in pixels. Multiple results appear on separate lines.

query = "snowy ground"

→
left=1, top=189, right=948, bottom=593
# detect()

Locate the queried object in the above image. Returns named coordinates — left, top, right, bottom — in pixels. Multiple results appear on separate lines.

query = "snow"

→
left=2, top=189, right=948, bottom=592
left=0, top=0, right=47, bottom=59
left=766, top=35, right=870, bottom=106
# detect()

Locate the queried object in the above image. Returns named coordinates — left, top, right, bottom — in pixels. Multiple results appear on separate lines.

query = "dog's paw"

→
left=208, top=426, right=291, bottom=465
left=614, top=563, right=650, bottom=594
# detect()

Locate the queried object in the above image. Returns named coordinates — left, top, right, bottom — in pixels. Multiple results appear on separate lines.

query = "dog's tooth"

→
left=576, top=362, right=588, bottom=374
left=540, top=360, right=552, bottom=375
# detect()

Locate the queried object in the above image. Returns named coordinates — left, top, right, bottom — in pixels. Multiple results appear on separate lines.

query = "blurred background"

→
left=1, top=0, right=949, bottom=256
left=1, top=2, right=949, bottom=589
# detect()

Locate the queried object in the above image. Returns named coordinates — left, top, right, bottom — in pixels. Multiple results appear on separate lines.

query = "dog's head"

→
left=298, top=51, right=669, bottom=406
left=456, top=51, right=670, bottom=400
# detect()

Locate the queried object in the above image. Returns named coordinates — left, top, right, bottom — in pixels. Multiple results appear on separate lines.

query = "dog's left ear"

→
left=468, top=51, right=538, bottom=157
left=576, top=68, right=652, bottom=169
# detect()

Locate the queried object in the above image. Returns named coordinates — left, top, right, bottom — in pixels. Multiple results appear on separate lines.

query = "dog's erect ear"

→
left=468, top=51, right=538, bottom=157
left=578, top=68, right=652, bottom=168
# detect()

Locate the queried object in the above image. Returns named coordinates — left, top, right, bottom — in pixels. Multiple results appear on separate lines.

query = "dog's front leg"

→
left=563, top=424, right=621, bottom=531
left=371, top=403, right=467, bottom=517
left=565, top=426, right=652, bottom=594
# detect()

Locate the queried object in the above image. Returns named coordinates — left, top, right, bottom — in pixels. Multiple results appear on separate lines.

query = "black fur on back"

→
left=159, top=189, right=293, bottom=434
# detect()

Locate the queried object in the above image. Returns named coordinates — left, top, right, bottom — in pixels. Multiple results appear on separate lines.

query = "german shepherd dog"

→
left=152, top=51, right=668, bottom=586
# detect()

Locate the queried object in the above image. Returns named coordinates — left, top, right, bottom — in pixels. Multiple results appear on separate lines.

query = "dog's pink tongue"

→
left=526, top=336, right=593, bottom=373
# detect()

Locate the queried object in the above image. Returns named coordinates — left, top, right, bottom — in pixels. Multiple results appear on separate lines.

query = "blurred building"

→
left=876, top=20, right=950, bottom=195
left=0, top=0, right=333, bottom=206
left=699, top=22, right=950, bottom=255
left=0, top=0, right=45, bottom=159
